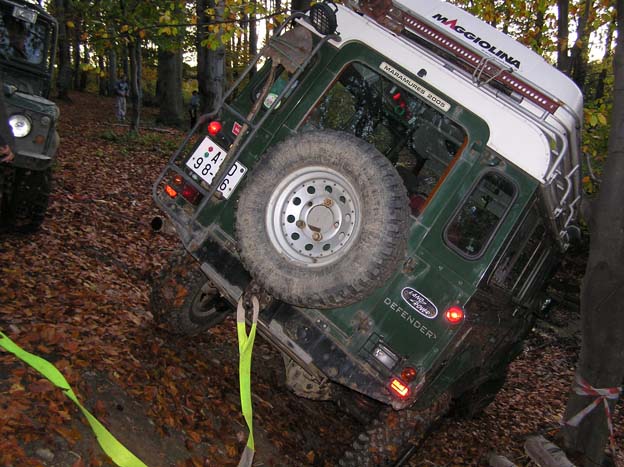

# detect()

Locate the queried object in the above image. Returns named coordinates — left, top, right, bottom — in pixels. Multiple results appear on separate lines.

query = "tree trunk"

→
left=80, top=41, right=89, bottom=91
left=569, top=0, right=594, bottom=90
left=55, top=0, right=72, bottom=101
left=197, top=0, right=225, bottom=114
left=107, top=47, right=117, bottom=97
left=128, top=40, right=142, bottom=133
left=533, top=1, right=546, bottom=54
left=291, top=0, right=311, bottom=11
left=72, top=22, right=81, bottom=90
left=156, top=48, right=184, bottom=126
left=595, top=15, right=616, bottom=101
left=557, top=0, right=570, bottom=73
left=249, top=1, right=257, bottom=77
left=561, top=2, right=624, bottom=466
left=98, top=55, right=107, bottom=96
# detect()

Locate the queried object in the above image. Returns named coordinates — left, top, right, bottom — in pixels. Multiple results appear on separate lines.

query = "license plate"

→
left=185, top=137, right=247, bottom=199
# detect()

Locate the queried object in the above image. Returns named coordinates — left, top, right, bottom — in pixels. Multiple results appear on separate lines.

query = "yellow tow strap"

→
left=0, top=331, right=148, bottom=467
left=236, top=296, right=260, bottom=467
left=1, top=297, right=261, bottom=467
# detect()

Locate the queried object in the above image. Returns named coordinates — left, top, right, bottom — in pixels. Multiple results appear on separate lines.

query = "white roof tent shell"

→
left=301, top=0, right=583, bottom=246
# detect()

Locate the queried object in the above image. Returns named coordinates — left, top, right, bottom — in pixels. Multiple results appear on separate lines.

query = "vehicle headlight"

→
left=9, top=114, right=32, bottom=138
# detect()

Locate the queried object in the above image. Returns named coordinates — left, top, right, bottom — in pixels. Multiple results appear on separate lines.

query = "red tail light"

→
left=445, top=306, right=464, bottom=324
left=208, top=121, right=222, bottom=136
left=182, top=184, right=201, bottom=205
left=390, top=378, right=410, bottom=398
left=401, top=367, right=417, bottom=382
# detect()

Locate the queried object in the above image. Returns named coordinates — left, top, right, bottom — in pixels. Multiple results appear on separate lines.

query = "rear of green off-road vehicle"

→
left=152, top=1, right=582, bottom=465
left=0, top=0, right=59, bottom=232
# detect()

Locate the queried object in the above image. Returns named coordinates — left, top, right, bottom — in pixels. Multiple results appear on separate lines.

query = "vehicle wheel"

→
left=236, top=130, right=410, bottom=309
left=150, top=250, right=232, bottom=335
left=339, top=393, right=451, bottom=466
left=2, top=167, right=51, bottom=233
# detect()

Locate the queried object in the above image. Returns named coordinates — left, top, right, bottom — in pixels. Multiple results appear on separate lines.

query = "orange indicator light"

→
left=390, top=378, right=409, bottom=398
left=165, top=184, right=177, bottom=198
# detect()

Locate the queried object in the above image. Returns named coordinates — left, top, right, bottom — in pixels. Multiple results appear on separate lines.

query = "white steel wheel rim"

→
left=266, top=166, right=362, bottom=267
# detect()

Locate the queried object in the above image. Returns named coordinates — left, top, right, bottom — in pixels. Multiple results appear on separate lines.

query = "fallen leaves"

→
left=0, top=91, right=621, bottom=467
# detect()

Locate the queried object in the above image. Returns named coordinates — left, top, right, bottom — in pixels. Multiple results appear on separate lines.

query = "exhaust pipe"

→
left=151, top=216, right=175, bottom=235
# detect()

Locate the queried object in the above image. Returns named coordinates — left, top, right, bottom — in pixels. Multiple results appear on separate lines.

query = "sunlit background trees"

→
left=44, top=0, right=615, bottom=167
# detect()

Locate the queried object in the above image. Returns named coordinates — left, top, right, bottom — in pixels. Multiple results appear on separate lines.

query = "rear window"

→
left=445, top=172, right=515, bottom=258
left=302, top=61, right=467, bottom=217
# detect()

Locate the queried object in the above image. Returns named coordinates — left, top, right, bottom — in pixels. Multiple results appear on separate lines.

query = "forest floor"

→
left=0, top=92, right=622, bottom=467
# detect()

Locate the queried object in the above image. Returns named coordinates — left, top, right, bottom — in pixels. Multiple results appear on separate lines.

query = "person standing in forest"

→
left=114, top=75, right=129, bottom=123
left=189, top=90, right=200, bottom=129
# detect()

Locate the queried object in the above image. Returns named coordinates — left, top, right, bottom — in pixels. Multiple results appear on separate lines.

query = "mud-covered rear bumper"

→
left=192, top=231, right=419, bottom=409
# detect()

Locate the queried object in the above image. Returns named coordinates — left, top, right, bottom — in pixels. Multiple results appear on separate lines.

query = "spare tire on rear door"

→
left=236, top=130, right=410, bottom=309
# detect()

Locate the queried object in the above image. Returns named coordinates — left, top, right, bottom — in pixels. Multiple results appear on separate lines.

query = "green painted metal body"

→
left=155, top=32, right=559, bottom=409
left=0, top=0, right=59, bottom=171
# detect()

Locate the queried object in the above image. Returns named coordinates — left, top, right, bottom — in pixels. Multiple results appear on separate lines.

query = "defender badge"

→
left=401, top=288, right=438, bottom=319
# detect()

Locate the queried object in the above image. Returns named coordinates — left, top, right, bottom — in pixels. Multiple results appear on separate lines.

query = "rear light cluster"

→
left=163, top=121, right=224, bottom=205
left=378, top=305, right=465, bottom=400
left=388, top=365, right=419, bottom=399
left=165, top=173, right=203, bottom=205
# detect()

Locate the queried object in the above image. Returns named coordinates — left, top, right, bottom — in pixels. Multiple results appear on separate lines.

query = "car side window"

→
left=445, top=171, right=515, bottom=258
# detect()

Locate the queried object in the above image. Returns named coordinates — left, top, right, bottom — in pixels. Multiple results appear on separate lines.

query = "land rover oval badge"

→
left=401, top=287, right=438, bottom=319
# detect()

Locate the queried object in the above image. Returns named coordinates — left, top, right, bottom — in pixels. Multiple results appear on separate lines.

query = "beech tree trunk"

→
left=249, top=1, right=257, bottom=77
left=80, top=39, right=89, bottom=91
left=128, top=40, right=142, bottom=132
left=55, top=0, right=72, bottom=100
left=107, top=47, right=117, bottom=97
left=98, top=55, right=107, bottom=96
left=595, top=15, right=616, bottom=101
left=557, top=0, right=570, bottom=72
left=569, top=0, right=594, bottom=90
left=197, top=0, right=225, bottom=114
left=291, top=0, right=311, bottom=11
left=156, top=48, right=184, bottom=126
left=72, top=22, right=81, bottom=90
left=561, top=2, right=624, bottom=465
left=533, top=2, right=547, bottom=54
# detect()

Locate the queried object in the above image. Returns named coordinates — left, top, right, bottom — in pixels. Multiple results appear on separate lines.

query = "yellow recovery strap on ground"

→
left=0, top=331, right=148, bottom=467
left=1, top=300, right=260, bottom=467
left=236, top=296, right=260, bottom=467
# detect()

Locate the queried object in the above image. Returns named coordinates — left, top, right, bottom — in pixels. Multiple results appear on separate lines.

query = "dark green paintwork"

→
left=172, top=35, right=544, bottom=403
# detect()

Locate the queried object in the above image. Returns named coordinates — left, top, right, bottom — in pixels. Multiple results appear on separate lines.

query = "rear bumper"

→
left=193, top=234, right=418, bottom=409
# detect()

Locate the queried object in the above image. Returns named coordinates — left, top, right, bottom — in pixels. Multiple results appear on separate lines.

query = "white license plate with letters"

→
left=185, top=137, right=247, bottom=199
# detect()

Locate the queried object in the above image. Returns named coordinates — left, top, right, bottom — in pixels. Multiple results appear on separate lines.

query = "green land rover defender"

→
left=152, top=0, right=583, bottom=464
left=0, top=0, right=59, bottom=232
